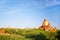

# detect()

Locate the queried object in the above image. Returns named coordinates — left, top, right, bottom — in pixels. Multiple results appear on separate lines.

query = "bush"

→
left=0, top=28, right=59, bottom=40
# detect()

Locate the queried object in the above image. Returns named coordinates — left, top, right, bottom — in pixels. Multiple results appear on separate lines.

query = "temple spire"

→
left=42, top=19, right=50, bottom=26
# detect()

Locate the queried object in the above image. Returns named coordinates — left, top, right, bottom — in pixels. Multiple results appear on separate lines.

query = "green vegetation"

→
left=0, top=28, right=60, bottom=40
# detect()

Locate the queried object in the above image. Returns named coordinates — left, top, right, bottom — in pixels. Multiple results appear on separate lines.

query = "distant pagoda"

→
left=41, top=19, right=51, bottom=28
left=39, top=19, right=56, bottom=32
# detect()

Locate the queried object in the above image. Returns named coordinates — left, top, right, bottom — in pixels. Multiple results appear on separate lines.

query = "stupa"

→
left=41, top=19, right=50, bottom=27
left=39, top=19, right=56, bottom=32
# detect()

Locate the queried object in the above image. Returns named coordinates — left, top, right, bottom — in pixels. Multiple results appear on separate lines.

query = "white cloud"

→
left=25, top=0, right=60, bottom=9
left=45, top=0, right=60, bottom=7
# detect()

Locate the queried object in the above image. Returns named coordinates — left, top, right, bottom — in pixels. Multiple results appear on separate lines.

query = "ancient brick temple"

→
left=39, top=19, right=56, bottom=32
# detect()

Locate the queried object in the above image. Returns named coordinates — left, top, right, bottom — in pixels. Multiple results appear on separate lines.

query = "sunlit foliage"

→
left=0, top=28, right=59, bottom=40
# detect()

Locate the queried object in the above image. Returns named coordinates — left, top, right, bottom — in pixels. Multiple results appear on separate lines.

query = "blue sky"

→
left=0, top=0, right=60, bottom=29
